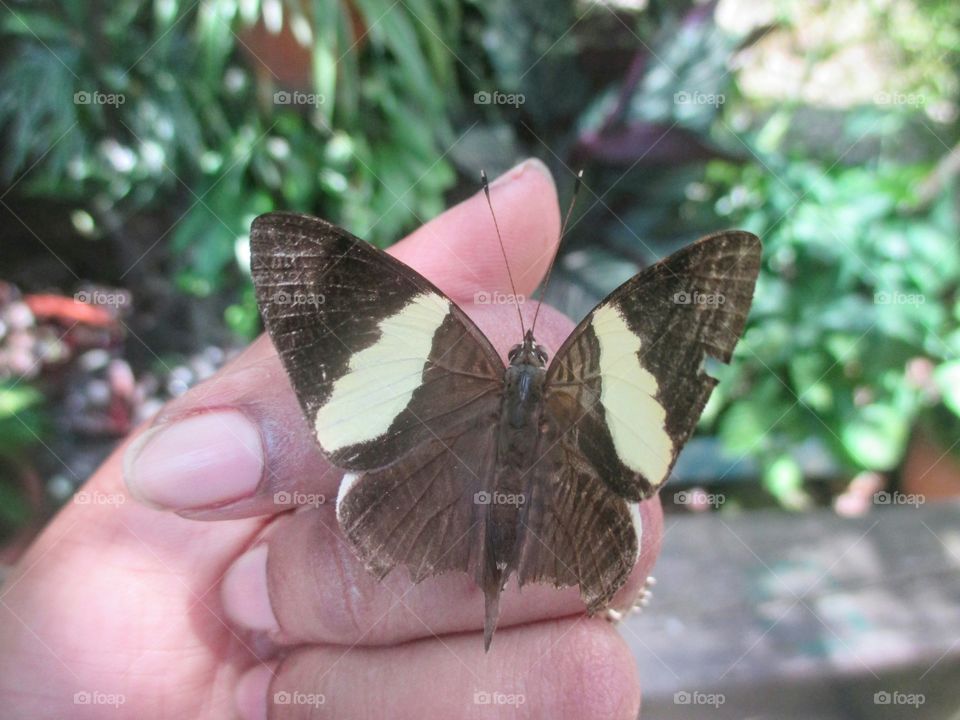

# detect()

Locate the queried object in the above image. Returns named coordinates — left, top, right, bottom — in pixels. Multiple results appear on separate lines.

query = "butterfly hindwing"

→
left=335, top=409, right=499, bottom=583
left=250, top=212, right=504, bottom=472
left=516, top=427, right=639, bottom=612
left=545, top=230, right=761, bottom=501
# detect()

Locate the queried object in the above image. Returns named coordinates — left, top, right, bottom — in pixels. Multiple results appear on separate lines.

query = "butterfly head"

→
left=507, top=329, right=548, bottom=368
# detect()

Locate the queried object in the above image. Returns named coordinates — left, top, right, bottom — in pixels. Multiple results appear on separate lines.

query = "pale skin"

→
left=0, top=159, right=662, bottom=719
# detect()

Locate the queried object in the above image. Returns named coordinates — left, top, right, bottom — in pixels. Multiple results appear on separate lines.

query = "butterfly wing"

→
left=516, top=428, right=640, bottom=612
left=334, top=414, right=497, bottom=583
left=544, top=230, right=761, bottom=500
left=516, top=231, right=761, bottom=608
left=250, top=212, right=505, bottom=472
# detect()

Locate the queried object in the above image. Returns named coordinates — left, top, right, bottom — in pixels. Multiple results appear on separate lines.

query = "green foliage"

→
left=0, top=383, right=44, bottom=534
left=0, top=0, right=460, bottom=333
left=0, top=383, right=44, bottom=453
left=704, top=111, right=960, bottom=489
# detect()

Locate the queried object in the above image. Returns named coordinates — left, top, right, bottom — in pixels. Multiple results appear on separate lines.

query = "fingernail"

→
left=491, top=157, right=555, bottom=188
left=222, top=544, right=280, bottom=633
left=124, top=409, right=264, bottom=510
left=235, top=664, right=273, bottom=720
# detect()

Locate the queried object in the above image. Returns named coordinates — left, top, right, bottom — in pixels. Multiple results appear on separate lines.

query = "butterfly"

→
left=250, top=199, right=761, bottom=650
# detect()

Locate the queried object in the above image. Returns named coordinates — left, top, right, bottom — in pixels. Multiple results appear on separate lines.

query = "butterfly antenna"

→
left=481, top=169, right=526, bottom=337
left=530, top=169, right=583, bottom=335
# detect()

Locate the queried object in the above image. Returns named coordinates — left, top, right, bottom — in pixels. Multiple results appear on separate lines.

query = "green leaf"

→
left=1, top=11, right=69, bottom=39
left=935, top=361, right=960, bottom=418
left=841, top=404, right=909, bottom=471
left=0, top=385, right=42, bottom=420
left=763, top=454, right=807, bottom=510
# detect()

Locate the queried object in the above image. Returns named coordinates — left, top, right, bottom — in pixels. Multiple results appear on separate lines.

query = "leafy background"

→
left=1, top=0, right=959, bottom=545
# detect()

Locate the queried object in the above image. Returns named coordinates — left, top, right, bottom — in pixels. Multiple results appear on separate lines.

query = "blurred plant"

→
left=0, top=0, right=460, bottom=335
left=687, top=0, right=960, bottom=506
left=0, top=382, right=43, bottom=542
left=464, top=0, right=960, bottom=507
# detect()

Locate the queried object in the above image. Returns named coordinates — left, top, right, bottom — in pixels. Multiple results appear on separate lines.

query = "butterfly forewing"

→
left=545, top=230, right=762, bottom=501
left=250, top=212, right=504, bottom=471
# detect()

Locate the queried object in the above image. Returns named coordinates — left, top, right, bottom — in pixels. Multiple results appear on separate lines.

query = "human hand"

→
left=0, top=159, right=661, bottom=719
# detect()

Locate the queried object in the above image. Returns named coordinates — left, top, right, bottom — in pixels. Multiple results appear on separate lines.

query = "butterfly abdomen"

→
left=479, top=359, right=550, bottom=648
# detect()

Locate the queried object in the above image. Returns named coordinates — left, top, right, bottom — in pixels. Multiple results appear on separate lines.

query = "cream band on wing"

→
left=314, top=292, right=451, bottom=452
left=592, top=304, right=672, bottom=485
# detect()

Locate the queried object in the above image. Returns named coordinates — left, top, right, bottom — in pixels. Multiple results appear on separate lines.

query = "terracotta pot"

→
left=901, top=428, right=960, bottom=500
left=237, top=1, right=367, bottom=90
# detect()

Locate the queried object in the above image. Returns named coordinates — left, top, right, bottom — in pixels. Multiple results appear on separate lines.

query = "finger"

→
left=234, top=618, right=640, bottom=720
left=390, top=157, right=560, bottom=302
left=0, top=442, right=266, bottom=719
left=122, top=159, right=560, bottom=517
left=221, top=496, right=662, bottom=646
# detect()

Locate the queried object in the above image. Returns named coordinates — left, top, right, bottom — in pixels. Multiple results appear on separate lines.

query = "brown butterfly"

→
left=250, top=192, right=760, bottom=649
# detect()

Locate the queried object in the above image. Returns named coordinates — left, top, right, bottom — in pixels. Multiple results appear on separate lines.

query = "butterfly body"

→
left=250, top=211, right=761, bottom=650
left=479, top=331, right=553, bottom=646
